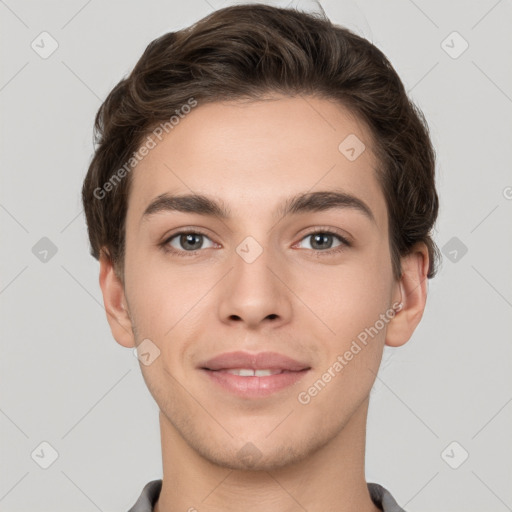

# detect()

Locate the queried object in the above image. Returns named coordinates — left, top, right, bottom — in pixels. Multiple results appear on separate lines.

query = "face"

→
left=119, top=95, right=402, bottom=470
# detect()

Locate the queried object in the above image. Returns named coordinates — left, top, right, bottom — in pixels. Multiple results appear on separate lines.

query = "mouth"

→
left=199, top=351, right=311, bottom=398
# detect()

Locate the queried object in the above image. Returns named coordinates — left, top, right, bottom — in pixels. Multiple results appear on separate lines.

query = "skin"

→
left=99, top=95, right=429, bottom=512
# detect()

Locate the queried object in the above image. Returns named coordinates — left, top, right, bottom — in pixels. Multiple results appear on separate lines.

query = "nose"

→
left=217, top=241, right=293, bottom=330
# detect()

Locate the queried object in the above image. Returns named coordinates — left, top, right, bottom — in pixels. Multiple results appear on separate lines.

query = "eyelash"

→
left=159, top=227, right=352, bottom=258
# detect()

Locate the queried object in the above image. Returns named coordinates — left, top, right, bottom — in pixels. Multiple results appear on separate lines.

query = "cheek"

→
left=301, top=254, right=393, bottom=341
left=124, top=250, right=217, bottom=345
left=296, top=269, right=390, bottom=412
left=123, top=246, right=175, bottom=338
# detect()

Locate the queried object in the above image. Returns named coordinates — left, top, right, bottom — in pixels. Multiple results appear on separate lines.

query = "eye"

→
left=160, top=228, right=351, bottom=257
left=163, top=231, right=216, bottom=254
left=295, top=230, right=350, bottom=253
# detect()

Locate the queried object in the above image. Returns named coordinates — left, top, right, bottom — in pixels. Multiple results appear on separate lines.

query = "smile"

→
left=201, top=367, right=310, bottom=398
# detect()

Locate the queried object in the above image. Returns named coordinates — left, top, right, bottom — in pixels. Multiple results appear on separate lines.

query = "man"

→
left=82, top=4, right=440, bottom=511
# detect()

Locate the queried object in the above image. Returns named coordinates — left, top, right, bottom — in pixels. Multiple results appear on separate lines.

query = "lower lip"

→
left=202, top=369, right=310, bottom=398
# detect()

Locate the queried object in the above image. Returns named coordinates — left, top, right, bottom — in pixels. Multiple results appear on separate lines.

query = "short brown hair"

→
left=82, top=3, right=440, bottom=280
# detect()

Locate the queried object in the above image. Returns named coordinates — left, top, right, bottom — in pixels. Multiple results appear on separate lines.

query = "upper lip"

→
left=200, top=351, right=310, bottom=371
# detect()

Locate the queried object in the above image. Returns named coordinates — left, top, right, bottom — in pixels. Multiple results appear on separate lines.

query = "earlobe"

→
left=385, top=243, right=430, bottom=348
left=98, top=250, right=136, bottom=348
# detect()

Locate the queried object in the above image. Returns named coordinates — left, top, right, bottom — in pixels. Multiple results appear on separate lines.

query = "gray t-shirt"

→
left=127, top=479, right=406, bottom=512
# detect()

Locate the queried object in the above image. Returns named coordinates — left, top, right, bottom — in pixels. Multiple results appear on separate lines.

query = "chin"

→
left=200, top=442, right=308, bottom=472
left=189, top=422, right=337, bottom=472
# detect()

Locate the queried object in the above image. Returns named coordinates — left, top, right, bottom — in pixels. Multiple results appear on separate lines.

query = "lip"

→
left=200, top=350, right=310, bottom=371
left=199, top=351, right=311, bottom=399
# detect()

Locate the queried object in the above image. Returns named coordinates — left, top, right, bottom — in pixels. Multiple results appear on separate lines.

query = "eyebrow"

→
left=142, top=189, right=375, bottom=224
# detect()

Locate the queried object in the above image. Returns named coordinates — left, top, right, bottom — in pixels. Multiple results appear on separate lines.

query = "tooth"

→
left=224, top=368, right=282, bottom=377
left=255, top=369, right=277, bottom=377
left=225, top=369, right=255, bottom=376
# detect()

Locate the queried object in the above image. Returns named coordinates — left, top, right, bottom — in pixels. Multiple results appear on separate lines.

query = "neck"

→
left=154, top=398, right=380, bottom=512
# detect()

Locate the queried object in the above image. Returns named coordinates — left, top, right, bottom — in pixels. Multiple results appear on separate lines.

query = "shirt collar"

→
left=127, top=479, right=406, bottom=512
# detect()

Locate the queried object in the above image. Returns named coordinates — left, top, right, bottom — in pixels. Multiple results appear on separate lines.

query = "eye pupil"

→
left=311, top=233, right=332, bottom=250
left=181, top=233, right=202, bottom=250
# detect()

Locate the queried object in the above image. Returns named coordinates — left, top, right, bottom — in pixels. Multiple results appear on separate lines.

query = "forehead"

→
left=127, top=95, right=387, bottom=229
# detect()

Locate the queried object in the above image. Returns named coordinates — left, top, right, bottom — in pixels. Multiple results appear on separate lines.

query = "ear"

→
left=385, top=242, right=430, bottom=347
left=98, top=250, right=136, bottom=348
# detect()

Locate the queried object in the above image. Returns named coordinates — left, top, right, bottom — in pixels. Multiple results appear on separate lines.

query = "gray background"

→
left=1, top=0, right=511, bottom=511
